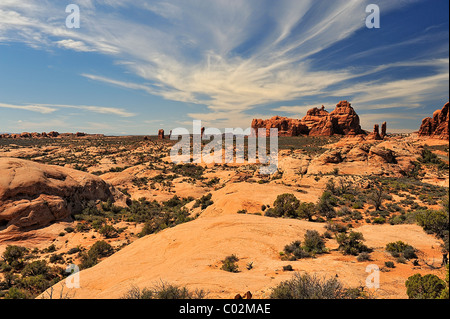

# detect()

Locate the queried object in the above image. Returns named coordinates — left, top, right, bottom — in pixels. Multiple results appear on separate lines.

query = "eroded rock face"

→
left=251, top=101, right=365, bottom=137
left=250, top=116, right=308, bottom=137
left=328, top=100, right=365, bottom=136
left=158, top=129, right=165, bottom=139
left=419, top=102, right=449, bottom=139
left=0, top=158, right=126, bottom=232
left=368, top=124, right=383, bottom=140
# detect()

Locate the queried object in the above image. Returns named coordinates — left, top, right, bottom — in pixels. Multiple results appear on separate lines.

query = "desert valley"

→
left=0, top=101, right=448, bottom=300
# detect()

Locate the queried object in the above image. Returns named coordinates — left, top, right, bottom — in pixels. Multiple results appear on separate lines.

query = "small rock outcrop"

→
left=418, top=102, right=449, bottom=139
left=158, top=129, right=165, bottom=139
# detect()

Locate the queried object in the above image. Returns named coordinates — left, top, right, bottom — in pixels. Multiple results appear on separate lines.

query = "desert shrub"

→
left=79, top=241, right=114, bottom=270
left=386, top=241, right=417, bottom=259
left=283, top=265, right=294, bottom=272
left=336, top=232, right=371, bottom=256
left=440, top=265, right=449, bottom=299
left=302, top=230, right=326, bottom=255
left=172, top=163, right=205, bottom=179
left=3, top=287, right=31, bottom=299
left=325, top=222, right=348, bottom=233
left=384, top=261, right=395, bottom=268
left=297, top=202, right=316, bottom=221
left=90, top=241, right=114, bottom=258
left=270, top=273, right=347, bottom=299
left=282, top=241, right=310, bottom=261
left=418, top=149, right=449, bottom=170
left=122, top=281, right=206, bottom=299
left=415, top=210, right=448, bottom=238
left=405, top=273, right=446, bottom=299
left=21, top=261, right=50, bottom=278
left=316, top=191, right=337, bottom=220
left=272, top=193, right=300, bottom=218
left=193, top=193, right=214, bottom=210
left=357, top=252, right=371, bottom=262
left=221, top=255, right=239, bottom=273
left=67, top=247, right=81, bottom=255
left=99, top=224, right=119, bottom=238
left=2, top=246, right=29, bottom=266
left=372, top=217, right=386, bottom=224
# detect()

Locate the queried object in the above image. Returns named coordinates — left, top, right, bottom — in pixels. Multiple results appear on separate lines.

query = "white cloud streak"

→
left=0, top=0, right=447, bottom=128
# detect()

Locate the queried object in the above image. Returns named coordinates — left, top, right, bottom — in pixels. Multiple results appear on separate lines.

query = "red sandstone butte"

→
left=251, top=100, right=365, bottom=137
left=418, top=102, right=449, bottom=140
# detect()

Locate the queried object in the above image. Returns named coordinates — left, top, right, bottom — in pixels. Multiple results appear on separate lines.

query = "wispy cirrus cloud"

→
left=0, top=102, right=135, bottom=117
left=0, top=0, right=448, bottom=130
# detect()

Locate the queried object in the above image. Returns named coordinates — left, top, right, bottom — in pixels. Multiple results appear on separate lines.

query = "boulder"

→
left=368, top=146, right=396, bottom=164
left=0, top=158, right=127, bottom=232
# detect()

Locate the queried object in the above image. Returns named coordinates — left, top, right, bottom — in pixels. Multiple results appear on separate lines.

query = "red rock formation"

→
left=419, top=102, right=449, bottom=139
left=328, top=101, right=364, bottom=136
left=158, top=129, right=165, bottom=139
left=251, top=116, right=308, bottom=137
left=0, top=158, right=126, bottom=233
left=381, top=122, right=387, bottom=138
left=251, top=101, right=365, bottom=137
left=368, top=124, right=383, bottom=140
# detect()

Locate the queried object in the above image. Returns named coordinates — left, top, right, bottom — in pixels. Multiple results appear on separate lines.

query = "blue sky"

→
left=0, top=0, right=448, bottom=135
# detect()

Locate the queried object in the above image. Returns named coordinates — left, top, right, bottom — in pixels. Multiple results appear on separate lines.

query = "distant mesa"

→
left=418, top=102, right=449, bottom=140
left=251, top=100, right=376, bottom=138
left=0, top=131, right=103, bottom=139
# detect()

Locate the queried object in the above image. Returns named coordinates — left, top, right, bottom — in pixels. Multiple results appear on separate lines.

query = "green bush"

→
left=2, top=246, right=28, bottom=265
left=336, top=232, right=371, bottom=256
left=221, top=255, right=239, bottom=273
left=270, top=273, right=347, bottom=299
left=316, top=191, right=337, bottom=220
left=272, top=193, right=300, bottom=218
left=405, top=273, right=446, bottom=299
left=357, top=252, right=371, bottom=262
left=385, top=241, right=417, bottom=259
left=302, top=230, right=326, bottom=255
left=122, top=281, right=206, bottom=299
left=297, top=202, right=316, bottom=221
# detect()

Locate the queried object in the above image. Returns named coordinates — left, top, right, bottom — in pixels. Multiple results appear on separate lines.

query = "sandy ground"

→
left=40, top=213, right=444, bottom=299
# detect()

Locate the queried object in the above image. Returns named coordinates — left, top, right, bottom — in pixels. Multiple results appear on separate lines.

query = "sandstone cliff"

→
left=418, top=102, right=449, bottom=140
left=251, top=101, right=365, bottom=137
